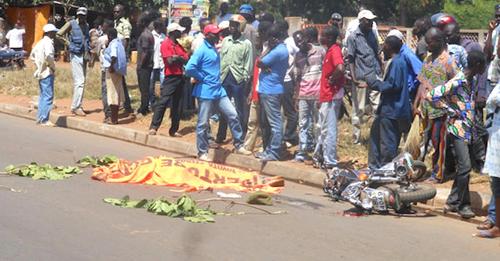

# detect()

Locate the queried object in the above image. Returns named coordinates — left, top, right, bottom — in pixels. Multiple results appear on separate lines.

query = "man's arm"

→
left=185, top=50, right=203, bottom=81
left=56, top=21, right=71, bottom=46
left=44, top=40, right=56, bottom=72
left=484, top=21, right=497, bottom=61
left=346, top=35, right=358, bottom=83
left=244, top=41, right=254, bottom=82
left=368, top=61, right=404, bottom=94
left=424, top=77, right=459, bottom=110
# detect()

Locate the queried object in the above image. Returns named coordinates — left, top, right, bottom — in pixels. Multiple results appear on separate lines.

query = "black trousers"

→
left=150, top=75, right=184, bottom=135
left=446, top=135, right=472, bottom=209
left=368, top=116, right=410, bottom=169
left=137, top=67, right=153, bottom=114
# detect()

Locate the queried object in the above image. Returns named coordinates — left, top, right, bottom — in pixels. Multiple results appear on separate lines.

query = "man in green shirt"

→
left=216, top=15, right=254, bottom=143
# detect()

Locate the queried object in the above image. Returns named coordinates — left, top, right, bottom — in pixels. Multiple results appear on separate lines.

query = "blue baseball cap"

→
left=239, top=4, right=254, bottom=15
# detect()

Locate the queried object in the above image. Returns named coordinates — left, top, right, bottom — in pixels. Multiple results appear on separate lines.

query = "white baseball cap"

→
left=357, top=10, right=377, bottom=20
left=43, top=23, right=58, bottom=33
left=76, top=7, right=87, bottom=16
left=167, top=23, right=185, bottom=33
left=218, top=21, right=230, bottom=30
left=387, top=29, right=404, bottom=41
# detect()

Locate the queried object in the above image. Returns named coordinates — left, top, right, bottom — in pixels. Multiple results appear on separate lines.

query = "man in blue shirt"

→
left=185, top=24, right=252, bottom=161
left=387, top=29, right=422, bottom=103
left=366, top=36, right=412, bottom=169
left=103, top=28, right=127, bottom=125
left=256, top=24, right=289, bottom=161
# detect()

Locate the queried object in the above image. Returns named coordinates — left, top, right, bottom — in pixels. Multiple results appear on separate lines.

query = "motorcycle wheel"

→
left=396, top=184, right=437, bottom=204
left=411, top=160, right=428, bottom=181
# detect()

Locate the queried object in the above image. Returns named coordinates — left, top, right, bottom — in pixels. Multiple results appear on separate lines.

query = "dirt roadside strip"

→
left=0, top=102, right=491, bottom=224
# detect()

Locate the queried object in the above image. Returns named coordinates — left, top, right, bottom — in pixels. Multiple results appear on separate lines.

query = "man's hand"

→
left=357, top=81, right=368, bottom=88
left=191, top=78, right=198, bottom=85
left=489, top=20, right=497, bottom=32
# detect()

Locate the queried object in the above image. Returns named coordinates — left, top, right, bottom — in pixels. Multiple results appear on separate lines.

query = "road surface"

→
left=0, top=113, right=499, bottom=261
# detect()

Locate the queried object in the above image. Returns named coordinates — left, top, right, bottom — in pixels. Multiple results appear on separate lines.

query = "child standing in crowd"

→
left=292, top=29, right=325, bottom=163
left=102, top=28, right=127, bottom=125
left=313, top=26, right=344, bottom=170
left=30, top=24, right=58, bottom=127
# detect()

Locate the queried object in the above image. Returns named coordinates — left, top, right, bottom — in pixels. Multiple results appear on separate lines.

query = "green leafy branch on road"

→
left=104, top=195, right=216, bottom=223
left=103, top=194, right=287, bottom=223
left=3, top=163, right=81, bottom=180
left=77, top=155, right=118, bottom=168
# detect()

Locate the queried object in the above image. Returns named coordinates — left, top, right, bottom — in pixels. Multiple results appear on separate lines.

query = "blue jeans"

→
left=260, top=93, right=283, bottom=160
left=282, top=81, right=298, bottom=143
left=196, top=97, right=244, bottom=154
left=314, top=100, right=341, bottom=166
left=488, top=178, right=498, bottom=223
left=217, top=72, right=249, bottom=142
left=37, top=75, right=55, bottom=123
left=296, top=99, right=318, bottom=159
left=150, top=68, right=164, bottom=107
left=70, top=54, right=87, bottom=110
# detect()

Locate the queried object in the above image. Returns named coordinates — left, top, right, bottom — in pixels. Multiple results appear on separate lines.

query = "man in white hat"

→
left=57, top=6, right=90, bottom=117
left=30, top=24, right=58, bottom=127
left=346, top=9, right=382, bottom=144
left=148, top=23, right=189, bottom=137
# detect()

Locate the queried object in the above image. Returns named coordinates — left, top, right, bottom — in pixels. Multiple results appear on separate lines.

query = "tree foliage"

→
left=1, top=0, right=165, bottom=13
left=215, top=0, right=443, bottom=27
left=444, top=0, right=497, bottom=29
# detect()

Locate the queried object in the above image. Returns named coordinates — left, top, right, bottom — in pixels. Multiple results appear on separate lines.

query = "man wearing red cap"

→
left=185, top=24, right=252, bottom=161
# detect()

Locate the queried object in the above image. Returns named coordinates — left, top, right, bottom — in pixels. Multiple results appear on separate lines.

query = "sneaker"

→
left=235, top=147, right=252, bottom=156
left=148, top=129, right=157, bottom=135
left=255, top=151, right=267, bottom=159
left=458, top=206, right=476, bottom=219
left=198, top=153, right=211, bottom=162
left=71, top=108, right=86, bottom=117
left=37, top=121, right=55, bottom=127
left=285, top=141, right=294, bottom=148
left=293, top=155, right=305, bottom=163
left=169, top=132, right=182, bottom=137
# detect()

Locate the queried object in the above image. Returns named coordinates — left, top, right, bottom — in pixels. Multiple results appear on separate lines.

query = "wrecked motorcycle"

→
left=324, top=153, right=436, bottom=214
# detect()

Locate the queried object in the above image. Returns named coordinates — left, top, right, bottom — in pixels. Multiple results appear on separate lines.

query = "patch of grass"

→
left=0, top=64, right=138, bottom=101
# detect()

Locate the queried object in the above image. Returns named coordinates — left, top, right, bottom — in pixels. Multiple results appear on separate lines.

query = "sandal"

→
left=477, top=220, right=494, bottom=230
left=474, top=228, right=500, bottom=239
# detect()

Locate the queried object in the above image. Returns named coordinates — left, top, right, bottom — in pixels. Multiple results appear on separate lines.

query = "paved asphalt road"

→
left=0, top=113, right=499, bottom=261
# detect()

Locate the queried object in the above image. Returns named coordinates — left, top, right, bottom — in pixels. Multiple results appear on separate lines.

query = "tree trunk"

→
left=399, top=0, right=408, bottom=26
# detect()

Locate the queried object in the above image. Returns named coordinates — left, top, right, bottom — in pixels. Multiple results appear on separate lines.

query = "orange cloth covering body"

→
left=92, top=156, right=284, bottom=194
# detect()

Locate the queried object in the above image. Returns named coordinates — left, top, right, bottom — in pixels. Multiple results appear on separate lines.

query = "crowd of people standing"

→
left=24, top=2, right=500, bottom=239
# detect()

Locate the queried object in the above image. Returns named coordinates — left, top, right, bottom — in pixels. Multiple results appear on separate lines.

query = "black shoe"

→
left=458, top=206, right=476, bottom=219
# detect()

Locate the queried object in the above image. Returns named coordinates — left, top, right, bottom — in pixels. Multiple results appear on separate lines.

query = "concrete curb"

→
left=0, top=103, right=325, bottom=187
left=0, top=103, right=492, bottom=222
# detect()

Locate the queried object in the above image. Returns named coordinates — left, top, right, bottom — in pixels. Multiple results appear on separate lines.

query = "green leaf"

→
left=4, top=165, right=16, bottom=172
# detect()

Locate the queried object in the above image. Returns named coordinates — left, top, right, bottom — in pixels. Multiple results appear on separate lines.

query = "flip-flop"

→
left=477, top=220, right=495, bottom=230
left=474, top=230, right=497, bottom=239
